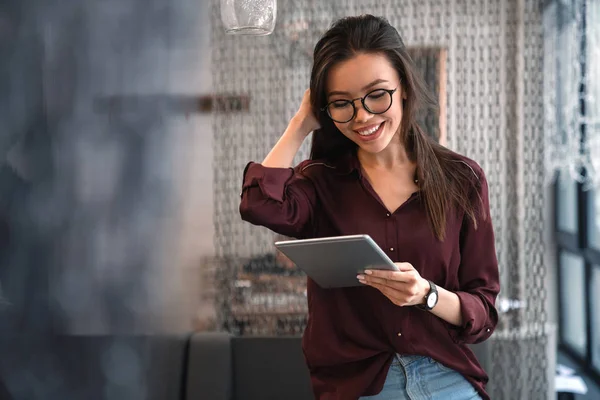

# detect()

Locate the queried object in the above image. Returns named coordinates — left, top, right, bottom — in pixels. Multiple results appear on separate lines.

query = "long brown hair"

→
left=309, top=15, right=482, bottom=240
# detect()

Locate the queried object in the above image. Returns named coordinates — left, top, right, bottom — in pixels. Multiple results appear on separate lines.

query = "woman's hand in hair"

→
left=262, top=89, right=320, bottom=168
left=292, top=89, right=321, bottom=136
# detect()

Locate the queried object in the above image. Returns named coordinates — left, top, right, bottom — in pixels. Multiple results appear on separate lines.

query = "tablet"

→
left=274, top=234, right=398, bottom=288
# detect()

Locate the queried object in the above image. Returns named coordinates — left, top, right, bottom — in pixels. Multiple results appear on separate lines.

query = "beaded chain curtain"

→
left=210, top=1, right=548, bottom=398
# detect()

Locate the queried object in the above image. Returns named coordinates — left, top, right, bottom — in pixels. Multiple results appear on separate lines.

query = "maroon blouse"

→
left=239, top=152, right=500, bottom=400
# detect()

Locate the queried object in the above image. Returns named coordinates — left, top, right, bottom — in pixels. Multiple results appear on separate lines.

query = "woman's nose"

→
left=353, top=102, right=373, bottom=123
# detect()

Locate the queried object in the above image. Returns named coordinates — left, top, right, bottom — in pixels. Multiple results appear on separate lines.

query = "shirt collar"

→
left=329, top=151, right=361, bottom=176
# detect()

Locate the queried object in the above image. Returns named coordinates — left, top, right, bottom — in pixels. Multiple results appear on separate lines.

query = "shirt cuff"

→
left=446, top=291, right=494, bottom=344
left=242, top=162, right=295, bottom=203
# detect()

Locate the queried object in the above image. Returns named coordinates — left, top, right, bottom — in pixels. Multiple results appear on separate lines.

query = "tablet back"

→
left=274, top=234, right=397, bottom=288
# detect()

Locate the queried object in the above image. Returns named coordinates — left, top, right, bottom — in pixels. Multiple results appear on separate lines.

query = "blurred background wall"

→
left=0, top=0, right=214, bottom=334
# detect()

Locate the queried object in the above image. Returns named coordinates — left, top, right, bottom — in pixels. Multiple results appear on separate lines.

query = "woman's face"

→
left=325, top=52, right=405, bottom=155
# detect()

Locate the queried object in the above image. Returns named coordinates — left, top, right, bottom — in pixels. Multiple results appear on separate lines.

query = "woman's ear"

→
left=399, top=84, right=408, bottom=100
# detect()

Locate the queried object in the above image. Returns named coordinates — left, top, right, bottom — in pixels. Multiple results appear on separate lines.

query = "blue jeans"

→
left=359, top=354, right=482, bottom=400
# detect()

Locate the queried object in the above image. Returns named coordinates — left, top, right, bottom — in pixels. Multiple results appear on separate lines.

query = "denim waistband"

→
left=392, top=354, right=428, bottom=367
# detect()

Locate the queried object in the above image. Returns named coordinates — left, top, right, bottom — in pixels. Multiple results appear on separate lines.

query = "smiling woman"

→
left=239, top=14, right=499, bottom=400
left=307, top=31, right=476, bottom=243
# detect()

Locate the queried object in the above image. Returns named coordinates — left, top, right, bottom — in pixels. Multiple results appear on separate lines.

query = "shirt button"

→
left=486, top=328, right=491, bottom=332
left=397, top=332, right=402, bottom=337
left=390, top=247, right=394, bottom=251
left=386, top=213, right=391, bottom=217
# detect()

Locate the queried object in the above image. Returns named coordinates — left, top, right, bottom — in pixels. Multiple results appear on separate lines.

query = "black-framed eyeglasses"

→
left=321, top=88, right=398, bottom=123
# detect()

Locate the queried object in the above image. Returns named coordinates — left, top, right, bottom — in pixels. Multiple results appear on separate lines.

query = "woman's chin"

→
left=355, top=135, right=395, bottom=154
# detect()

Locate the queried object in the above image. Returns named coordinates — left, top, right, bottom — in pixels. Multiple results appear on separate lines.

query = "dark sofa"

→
left=186, top=333, right=313, bottom=400
left=0, top=334, right=191, bottom=400
left=0, top=333, right=490, bottom=400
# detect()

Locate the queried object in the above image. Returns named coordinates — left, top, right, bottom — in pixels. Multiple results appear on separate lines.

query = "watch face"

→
left=427, top=292, right=438, bottom=308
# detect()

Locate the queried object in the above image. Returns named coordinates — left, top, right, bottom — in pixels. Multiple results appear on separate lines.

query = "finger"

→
left=368, top=282, right=406, bottom=305
left=358, top=274, right=399, bottom=287
left=394, top=262, right=414, bottom=272
left=359, top=273, right=422, bottom=295
left=364, top=269, right=395, bottom=279
left=365, top=277, right=417, bottom=296
left=370, top=281, right=421, bottom=306
left=358, top=275, right=412, bottom=293
left=363, top=269, right=413, bottom=283
left=365, top=262, right=414, bottom=276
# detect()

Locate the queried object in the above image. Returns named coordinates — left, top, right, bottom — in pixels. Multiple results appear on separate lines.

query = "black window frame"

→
left=554, top=0, right=600, bottom=386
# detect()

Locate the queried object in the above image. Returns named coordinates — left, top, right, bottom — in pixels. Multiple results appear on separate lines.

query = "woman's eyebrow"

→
left=328, top=79, right=390, bottom=97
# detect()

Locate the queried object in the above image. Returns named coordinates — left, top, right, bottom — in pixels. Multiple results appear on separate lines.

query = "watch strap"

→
left=417, top=280, right=437, bottom=311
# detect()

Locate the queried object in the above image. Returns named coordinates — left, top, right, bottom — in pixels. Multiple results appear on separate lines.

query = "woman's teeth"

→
left=357, top=124, right=381, bottom=136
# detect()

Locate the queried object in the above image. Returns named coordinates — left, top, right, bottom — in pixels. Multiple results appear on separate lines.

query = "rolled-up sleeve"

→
left=239, top=161, right=318, bottom=238
left=448, top=168, right=500, bottom=344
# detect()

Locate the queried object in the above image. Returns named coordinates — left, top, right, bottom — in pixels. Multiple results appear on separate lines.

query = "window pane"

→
left=586, top=0, right=600, bottom=251
left=588, top=190, right=600, bottom=251
left=557, top=171, right=578, bottom=234
left=560, top=251, right=587, bottom=355
left=592, top=265, right=600, bottom=372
